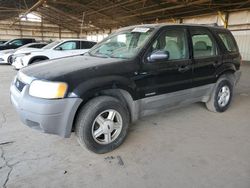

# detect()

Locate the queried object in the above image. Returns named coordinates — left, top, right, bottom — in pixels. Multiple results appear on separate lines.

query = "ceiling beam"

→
left=10, top=0, right=46, bottom=26
left=116, top=0, right=211, bottom=20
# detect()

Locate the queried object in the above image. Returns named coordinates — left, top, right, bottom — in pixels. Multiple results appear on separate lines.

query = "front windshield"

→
left=4, top=39, right=14, bottom=45
left=42, top=41, right=61, bottom=49
left=89, top=27, right=155, bottom=59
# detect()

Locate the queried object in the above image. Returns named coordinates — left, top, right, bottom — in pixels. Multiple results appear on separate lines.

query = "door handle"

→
left=212, top=61, right=219, bottom=67
left=178, top=65, right=190, bottom=73
left=140, top=72, right=148, bottom=75
left=134, top=71, right=149, bottom=76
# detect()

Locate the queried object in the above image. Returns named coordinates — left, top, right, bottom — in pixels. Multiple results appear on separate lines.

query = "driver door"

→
left=137, top=27, right=193, bottom=101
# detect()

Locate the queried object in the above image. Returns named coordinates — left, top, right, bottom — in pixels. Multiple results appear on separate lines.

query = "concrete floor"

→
left=0, top=64, right=250, bottom=188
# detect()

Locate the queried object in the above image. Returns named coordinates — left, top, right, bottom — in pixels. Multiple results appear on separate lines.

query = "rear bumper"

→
left=10, top=83, right=82, bottom=138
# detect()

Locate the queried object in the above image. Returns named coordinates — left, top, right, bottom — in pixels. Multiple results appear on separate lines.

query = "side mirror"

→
left=56, top=47, right=63, bottom=51
left=147, top=50, right=169, bottom=62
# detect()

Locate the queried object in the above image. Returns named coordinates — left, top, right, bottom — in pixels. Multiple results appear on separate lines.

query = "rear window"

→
left=218, top=32, right=238, bottom=52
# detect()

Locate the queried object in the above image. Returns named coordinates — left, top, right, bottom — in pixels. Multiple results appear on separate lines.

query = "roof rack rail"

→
left=200, top=23, right=222, bottom=27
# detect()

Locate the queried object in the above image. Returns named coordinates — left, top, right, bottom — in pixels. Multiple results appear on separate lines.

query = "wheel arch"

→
left=215, top=63, right=237, bottom=83
left=28, top=55, right=49, bottom=64
left=71, top=88, right=138, bottom=133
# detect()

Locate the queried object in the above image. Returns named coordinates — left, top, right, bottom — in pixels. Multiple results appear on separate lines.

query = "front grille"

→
left=15, top=78, right=26, bottom=92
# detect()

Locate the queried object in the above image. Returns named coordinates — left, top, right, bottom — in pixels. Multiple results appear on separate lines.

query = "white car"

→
left=12, top=39, right=96, bottom=70
left=0, top=43, right=47, bottom=64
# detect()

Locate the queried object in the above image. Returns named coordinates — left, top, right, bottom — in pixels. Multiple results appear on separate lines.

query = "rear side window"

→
left=218, top=32, right=238, bottom=52
left=81, top=41, right=96, bottom=49
left=29, top=44, right=46, bottom=48
left=191, top=28, right=217, bottom=58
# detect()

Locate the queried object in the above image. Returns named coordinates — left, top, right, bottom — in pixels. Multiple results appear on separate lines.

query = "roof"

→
left=0, top=0, right=250, bottom=33
left=57, top=39, right=96, bottom=42
left=114, top=23, right=229, bottom=32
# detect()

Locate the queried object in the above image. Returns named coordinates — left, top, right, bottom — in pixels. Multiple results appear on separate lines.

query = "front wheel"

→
left=75, top=96, right=129, bottom=154
left=206, top=77, right=234, bottom=112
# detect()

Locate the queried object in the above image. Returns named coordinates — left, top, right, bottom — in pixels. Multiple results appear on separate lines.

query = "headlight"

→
left=29, top=80, right=68, bottom=99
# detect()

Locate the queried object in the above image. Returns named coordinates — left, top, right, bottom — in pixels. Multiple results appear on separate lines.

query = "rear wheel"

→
left=206, top=76, right=234, bottom=112
left=75, top=96, right=129, bottom=154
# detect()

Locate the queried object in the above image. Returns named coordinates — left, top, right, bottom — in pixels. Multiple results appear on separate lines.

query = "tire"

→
left=206, top=75, right=234, bottom=112
left=75, top=96, right=129, bottom=154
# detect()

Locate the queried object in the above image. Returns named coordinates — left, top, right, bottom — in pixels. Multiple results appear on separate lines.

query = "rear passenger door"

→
left=190, top=27, right=221, bottom=87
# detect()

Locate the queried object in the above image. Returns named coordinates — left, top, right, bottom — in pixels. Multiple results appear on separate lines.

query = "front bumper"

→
left=235, top=70, right=241, bottom=85
left=0, top=54, right=10, bottom=64
left=0, top=58, right=7, bottom=64
left=12, top=57, right=25, bottom=69
left=10, top=82, right=82, bottom=138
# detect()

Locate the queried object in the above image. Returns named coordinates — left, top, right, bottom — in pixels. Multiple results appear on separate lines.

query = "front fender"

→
left=69, top=75, right=137, bottom=100
left=28, top=55, right=49, bottom=64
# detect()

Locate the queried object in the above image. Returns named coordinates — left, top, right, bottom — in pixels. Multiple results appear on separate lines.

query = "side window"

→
left=29, top=44, right=46, bottom=48
left=218, top=32, right=237, bottom=52
left=9, top=40, right=23, bottom=46
left=191, top=29, right=217, bottom=58
left=147, top=28, right=188, bottom=61
left=56, top=41, right=79, bottom=50
left=81, top=41, right=96, bottom=49
left=29, top=44, right=39, bottom=48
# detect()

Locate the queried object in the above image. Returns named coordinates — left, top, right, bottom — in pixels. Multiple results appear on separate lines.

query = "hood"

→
left=14, top=48, right=42, bottom=55
left=21, top=54, right=125, bottom=80
left=0, top=45, right=12, bottom=50
left=0, top=49, right=15, bottom=55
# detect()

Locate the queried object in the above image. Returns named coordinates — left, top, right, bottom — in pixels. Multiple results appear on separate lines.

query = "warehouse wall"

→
left=228, top=11, right=250, bottom=61
left=0, top=19, right=82, bottom=42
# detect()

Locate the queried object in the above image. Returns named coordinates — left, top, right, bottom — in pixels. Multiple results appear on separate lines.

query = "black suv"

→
left=0, top=38, right=36, bottom=50
left=10, top=24, right=241, bottom=153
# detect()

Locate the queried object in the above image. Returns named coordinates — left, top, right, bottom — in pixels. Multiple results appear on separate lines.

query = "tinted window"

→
left=81, top=41, right=96, bottom=49
left=148, top=28, right=188, bottom=60
left=29, top=44, right=46, bottom=48
left=218, top=32, right=237, bottom=52
left=9, top=40, right=23, bottom=46
left=56, top=41, right=79, bottom=50
left=191, top=29, right=217, bottom=58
